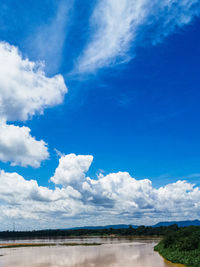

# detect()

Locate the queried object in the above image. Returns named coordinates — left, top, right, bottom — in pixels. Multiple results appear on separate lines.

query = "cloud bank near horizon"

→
left=0, top=153, right=199, bottom=230
left=76, top=0, right=200, bottom=74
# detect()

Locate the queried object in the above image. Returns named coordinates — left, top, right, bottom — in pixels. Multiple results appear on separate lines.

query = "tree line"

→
left=154, top=225, right=200, bottom=267
left=0, top=224, right=180, bottom=239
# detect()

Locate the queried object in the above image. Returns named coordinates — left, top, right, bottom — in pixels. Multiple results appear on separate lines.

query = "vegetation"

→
left=0, top=243, right=57, bottom=249
left=154, top=226, right=200, bottom=267
left=0, top=242, right=102, bottom=249
left=60, top=243, right=102, bottom=246
left=0, top=225, right=176, bottom=239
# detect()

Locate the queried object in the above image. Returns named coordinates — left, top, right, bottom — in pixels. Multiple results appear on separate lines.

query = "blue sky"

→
left=0, top=0, right=200, bottom=230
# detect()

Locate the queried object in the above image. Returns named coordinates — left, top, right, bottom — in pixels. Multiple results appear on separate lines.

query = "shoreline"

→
left=0, top=234, right=162, bottom=239
left=155, top=249, right=185, bottom=267
left=0, top=242, right=102, bottom=249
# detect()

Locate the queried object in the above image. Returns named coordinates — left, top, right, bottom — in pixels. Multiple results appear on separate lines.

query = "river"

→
left=0, top=237, right=184, bottom=267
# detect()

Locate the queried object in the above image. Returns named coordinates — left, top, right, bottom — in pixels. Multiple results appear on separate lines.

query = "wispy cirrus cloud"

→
left=75, top=0, right=200, bottom=74
left=27, top=0, right=74, bottom=74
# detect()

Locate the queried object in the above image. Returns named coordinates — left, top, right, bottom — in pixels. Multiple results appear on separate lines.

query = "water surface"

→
left=0, top=237, right=183, bottom=267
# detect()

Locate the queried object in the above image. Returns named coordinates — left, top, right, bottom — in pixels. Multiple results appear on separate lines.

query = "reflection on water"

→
left=0, top=238, right=182, bottom=267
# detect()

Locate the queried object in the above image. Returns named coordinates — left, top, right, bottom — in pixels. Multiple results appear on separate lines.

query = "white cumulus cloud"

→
left=0, top=41, right=68, bottom=167
left=0, top=153, right=200, bottom=230
left=76, top=0, right=200, bottom=73
left=0, top=121, right=49, bottom=168
left=0, top=42, right=67, bottom=121
left=50, top=153, right=93, bottom=187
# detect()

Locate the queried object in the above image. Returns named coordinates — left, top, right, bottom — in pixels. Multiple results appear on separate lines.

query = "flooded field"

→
left=0, top=237, right=184, bottom=267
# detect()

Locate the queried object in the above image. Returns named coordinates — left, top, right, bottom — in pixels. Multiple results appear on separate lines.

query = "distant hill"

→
left=69, top=224, right=138, bottom=230
left=67, top=220, right=200, bottom=230
left=153, top=220, right=200, bottom=228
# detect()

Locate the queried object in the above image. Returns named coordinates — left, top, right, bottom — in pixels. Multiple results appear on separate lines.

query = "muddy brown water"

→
left=0, top=237, right=184, bottom=267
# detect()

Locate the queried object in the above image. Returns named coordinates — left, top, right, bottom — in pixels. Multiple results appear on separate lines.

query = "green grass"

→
left=0, top=242, right=102, bottom=249
left=0, top=243, right=57, bottom=249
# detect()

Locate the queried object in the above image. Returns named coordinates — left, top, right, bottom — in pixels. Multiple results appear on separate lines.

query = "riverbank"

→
left=154, top=226, right=200, bottom=267
left=0, top=242, right=102, bottom=249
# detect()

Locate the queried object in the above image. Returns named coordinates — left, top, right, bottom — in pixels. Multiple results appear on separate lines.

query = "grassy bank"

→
left=154, top=226, right=200, bottom=267
left=0, top=242, right=102, bottom=249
